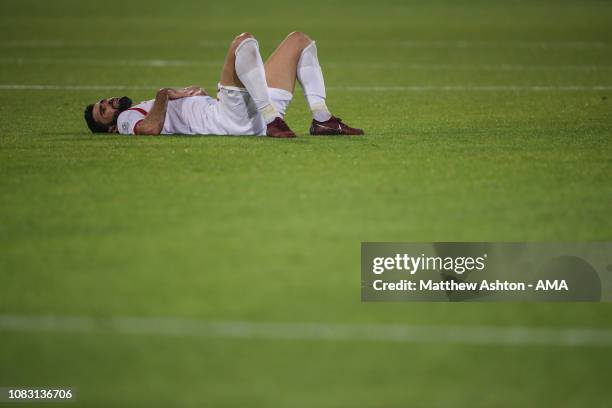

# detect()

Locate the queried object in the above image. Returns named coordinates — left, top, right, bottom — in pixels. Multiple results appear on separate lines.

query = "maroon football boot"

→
left=309, top=116, right=364, bottom=135
left=266, top=117, right=296, bottom=138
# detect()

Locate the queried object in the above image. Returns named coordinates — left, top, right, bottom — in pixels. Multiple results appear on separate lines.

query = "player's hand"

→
left=166, top=88, right=191, bottom=100
left=183, top=86, right=208, bottom=96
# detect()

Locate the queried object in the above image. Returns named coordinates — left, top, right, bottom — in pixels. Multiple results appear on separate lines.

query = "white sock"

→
left=234, top=38, right=278, bottom=124
left=297, top=41, right=332, bottom=122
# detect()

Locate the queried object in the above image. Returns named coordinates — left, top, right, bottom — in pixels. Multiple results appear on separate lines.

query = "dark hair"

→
left=84, top=104, right=109, bottom=133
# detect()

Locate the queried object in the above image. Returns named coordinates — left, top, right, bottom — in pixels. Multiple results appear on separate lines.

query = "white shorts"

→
left=213, top=83, right=293, bottom=136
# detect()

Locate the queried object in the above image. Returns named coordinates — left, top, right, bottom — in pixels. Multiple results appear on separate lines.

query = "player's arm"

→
left=134, top=88, right=171, bottom=135
left=135, top=88, right=199, bottom=135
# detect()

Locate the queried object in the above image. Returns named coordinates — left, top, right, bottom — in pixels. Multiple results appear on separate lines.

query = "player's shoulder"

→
left=117, top=101, right=153, bottom=135
left=120, top=100, right=153, bottom=117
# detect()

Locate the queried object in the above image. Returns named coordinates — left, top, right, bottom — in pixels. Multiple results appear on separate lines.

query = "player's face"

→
left=92, top=96, right=132, bottom=132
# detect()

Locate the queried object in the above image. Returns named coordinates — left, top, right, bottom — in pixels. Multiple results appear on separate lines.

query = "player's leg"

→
left=266, top=32, right=330, bottom=122
left=265, top=32, right=364, bottom=135
left=219, top=32, right=295, bottom=138
left=264, top=31, right=312, bottom=94
left=219, top=32, right=275, bottom=121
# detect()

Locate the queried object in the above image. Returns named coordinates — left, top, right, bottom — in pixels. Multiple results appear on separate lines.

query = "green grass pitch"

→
left=1, top=0, right=612, bottom=406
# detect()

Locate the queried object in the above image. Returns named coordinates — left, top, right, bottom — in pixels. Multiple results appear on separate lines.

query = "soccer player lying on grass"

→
left=83, top=32, right=363, bottom=138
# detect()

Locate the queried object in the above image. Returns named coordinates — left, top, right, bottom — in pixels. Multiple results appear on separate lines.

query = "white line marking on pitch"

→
left=0, top=39, right=608, bottom=49
left=0, top=84, right=159, bottom=91
left=1, top=314, right=612, bottom=347
left=361, top=40, right=609, bottom=49
left=0, top=40, right=228, bottom=48
left=0, top=57, right=221, bottom=67
left=1, top=57, right=611, bottom=72
left=330, top=85, right=612, bottom=92
left=326, top=62, right=612, bottom=71
left=1, top=84, right=611, bottom=92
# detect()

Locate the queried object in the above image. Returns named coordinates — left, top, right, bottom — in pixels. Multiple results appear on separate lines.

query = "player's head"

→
left=84, top=96, right=133, bottom=133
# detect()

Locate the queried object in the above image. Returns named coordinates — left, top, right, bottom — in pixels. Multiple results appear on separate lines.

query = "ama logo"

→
left=535, top=280, right=568, bottom=290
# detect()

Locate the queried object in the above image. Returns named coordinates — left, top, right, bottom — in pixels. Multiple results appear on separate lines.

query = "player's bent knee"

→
left=286, top=31, right=308, bottom=39
left=286, top=31, right=311, bottom=45
left=231, top=32, right=255, bottom=49
left=235, top=32, right=254, bottom=42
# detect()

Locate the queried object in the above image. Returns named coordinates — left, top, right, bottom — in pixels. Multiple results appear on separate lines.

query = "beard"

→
left=117, top=96, right=132, bottom=111
left=111, top=96, right=133, bottom=125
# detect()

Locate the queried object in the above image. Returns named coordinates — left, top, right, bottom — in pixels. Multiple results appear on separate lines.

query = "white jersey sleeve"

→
left=117, top=109, right=147, bottom=135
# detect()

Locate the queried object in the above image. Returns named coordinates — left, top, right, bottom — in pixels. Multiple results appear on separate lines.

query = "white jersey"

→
left=116, top=85, right=293, bottom=136
left=117, top=96, right=223, bottom=135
